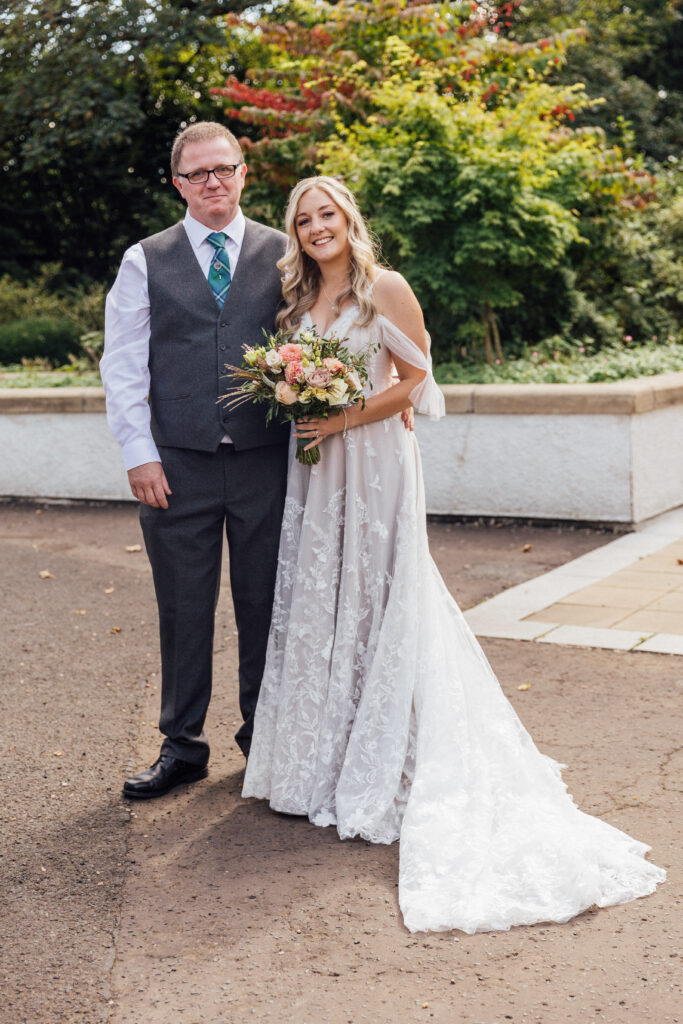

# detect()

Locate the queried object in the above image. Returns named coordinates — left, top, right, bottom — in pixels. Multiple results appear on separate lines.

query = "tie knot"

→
left=208, top=231, right=228, bottom=250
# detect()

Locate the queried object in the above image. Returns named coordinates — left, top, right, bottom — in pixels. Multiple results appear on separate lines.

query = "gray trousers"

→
left=140, top=442, right=289, bottom=764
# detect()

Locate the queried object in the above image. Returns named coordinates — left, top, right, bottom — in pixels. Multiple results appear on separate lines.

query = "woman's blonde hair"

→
left=276, top=176, right=382, bottom=332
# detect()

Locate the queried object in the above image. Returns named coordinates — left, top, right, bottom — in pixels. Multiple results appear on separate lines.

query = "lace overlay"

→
left=243, top=307, right=666, bottom=933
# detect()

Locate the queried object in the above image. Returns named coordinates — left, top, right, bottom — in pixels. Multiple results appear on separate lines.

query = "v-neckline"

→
left=302, top=304, right=357, bottom=336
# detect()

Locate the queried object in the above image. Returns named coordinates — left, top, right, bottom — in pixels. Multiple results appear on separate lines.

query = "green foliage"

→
left=320, top=67, right=608, bottom=359
left=0, top=317, right=82, bottom=364
left=0, top=0, right=251, bottom=282
left=217, top=0, right=655, bottom=360
left=0, top=266, right=106, bottom=332
left=507, top=0, right=683, bottom=163
left=0, top=362, right=101, bottom=387
left=435, top=338, right=683, bottom=383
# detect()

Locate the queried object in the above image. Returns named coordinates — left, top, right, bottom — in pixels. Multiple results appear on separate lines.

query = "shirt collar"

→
left=183, top=208, right=246, bottom=250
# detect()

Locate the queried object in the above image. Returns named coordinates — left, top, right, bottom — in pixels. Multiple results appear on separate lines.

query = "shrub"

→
left=435, top=338, right=683, bottom=384
left=0, top=317, right=83, bottom=365
left=0, top=265, right=105, bottom=333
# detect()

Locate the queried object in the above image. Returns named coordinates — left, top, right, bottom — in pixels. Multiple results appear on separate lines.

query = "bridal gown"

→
left=242, top=305, right=665, bottom=934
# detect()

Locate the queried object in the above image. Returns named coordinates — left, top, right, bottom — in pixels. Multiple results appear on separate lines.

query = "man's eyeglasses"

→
left=177, top=164, right=243, bottom=185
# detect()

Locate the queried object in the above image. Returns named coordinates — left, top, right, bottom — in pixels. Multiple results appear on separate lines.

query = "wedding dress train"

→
left=242, top=306, right=665, bottom=933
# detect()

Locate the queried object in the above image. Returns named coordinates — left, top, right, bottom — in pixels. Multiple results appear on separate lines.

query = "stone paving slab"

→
left=466, top=506, right=683, bottom=651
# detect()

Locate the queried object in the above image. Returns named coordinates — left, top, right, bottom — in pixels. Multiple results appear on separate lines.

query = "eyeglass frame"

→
left=176, top=164, right=244, bottom=184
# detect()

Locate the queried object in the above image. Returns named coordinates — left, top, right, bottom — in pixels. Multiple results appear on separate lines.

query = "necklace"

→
left=320, top=281, right=346, bottom=315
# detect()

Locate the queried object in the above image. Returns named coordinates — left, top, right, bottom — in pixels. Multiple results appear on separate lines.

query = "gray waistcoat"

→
left=141, top=218, right=290, bottom=452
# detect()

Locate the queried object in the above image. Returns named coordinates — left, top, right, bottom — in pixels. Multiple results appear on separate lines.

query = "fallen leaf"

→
left=517, top=683, right=531, bottom=691
left=53, top=751, right=63, bottom=756
left=109, top=626, right=121, bottom=634
left=125, top=544, right=142, bottom=553
left=35, top=509, right=42, bottom=515
left=103, top=587, right=114, bottom=594
left=40, top=866, right=46, bottom=872
left=521, top=544, right=533, bottom=552
left=72, top=609, right=87, bottom=615
left=677, top=558, right=683, bottom=565
left=39, top=570, right=54, bottom=579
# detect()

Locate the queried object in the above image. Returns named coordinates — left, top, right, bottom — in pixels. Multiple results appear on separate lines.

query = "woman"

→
left=242, top=176, right=665, bottom=933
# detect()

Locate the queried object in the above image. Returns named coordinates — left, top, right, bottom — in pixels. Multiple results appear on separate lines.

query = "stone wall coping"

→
left=0, top=387, right=107, bottom=414
left=442, top=371, right=683, bottom=415
left=2, top=372, right=683, bottom=416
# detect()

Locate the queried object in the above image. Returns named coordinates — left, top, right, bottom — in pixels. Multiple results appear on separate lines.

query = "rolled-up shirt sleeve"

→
left=100, top=244, right=161, bottom=471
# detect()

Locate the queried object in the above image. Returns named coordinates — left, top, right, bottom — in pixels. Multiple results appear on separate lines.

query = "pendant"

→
left=332, top=303, right=339, bottom=314
left=213, top=261, right=222, bottom=272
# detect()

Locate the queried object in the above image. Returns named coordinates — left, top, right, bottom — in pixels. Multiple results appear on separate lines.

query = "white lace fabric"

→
left=243, top=307, right=666, bottom=933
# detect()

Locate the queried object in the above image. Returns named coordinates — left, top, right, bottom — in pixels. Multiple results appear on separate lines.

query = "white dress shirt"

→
left=101, top=209, right=246, bottom=470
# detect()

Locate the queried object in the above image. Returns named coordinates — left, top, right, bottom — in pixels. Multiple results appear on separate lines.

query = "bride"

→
left=242, top=175, right=665, bottom=933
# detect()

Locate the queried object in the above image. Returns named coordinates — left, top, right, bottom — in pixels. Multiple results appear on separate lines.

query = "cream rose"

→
left=274, top=381, right=299, bottom=405
left=326, top=380, right=349, bottom=406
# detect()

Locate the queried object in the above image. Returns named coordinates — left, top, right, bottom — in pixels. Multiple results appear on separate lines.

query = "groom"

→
left=101, top=121, right=290, bottom=799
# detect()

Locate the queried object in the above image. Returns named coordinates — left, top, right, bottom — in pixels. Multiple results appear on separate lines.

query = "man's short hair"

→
left=171, top=122, right=243, bottom=177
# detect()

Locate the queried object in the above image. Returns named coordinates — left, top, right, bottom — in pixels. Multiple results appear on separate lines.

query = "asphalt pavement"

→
left=1, top=501, right=680, bottom=1024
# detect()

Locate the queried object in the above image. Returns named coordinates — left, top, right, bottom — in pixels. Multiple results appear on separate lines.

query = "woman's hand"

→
left=294, top=411, right=346, bottom=451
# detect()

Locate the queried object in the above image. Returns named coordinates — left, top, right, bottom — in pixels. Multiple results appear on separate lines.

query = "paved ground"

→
left=465, top=507, right=683, bottom=655
left=1, top=502, right=680, bottom=1024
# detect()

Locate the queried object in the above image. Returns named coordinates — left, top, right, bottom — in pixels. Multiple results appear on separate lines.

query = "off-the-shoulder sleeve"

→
left=378, top=315, right=445, bottom=420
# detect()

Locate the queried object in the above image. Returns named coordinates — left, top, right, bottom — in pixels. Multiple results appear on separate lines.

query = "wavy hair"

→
left=276, top=176, right=382, bottom=332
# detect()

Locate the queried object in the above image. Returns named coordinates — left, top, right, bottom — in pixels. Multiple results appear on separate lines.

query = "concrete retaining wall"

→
left=2, top=374, right=683, bottom=524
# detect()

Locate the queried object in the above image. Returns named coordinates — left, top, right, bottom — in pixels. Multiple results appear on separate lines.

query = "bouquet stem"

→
left=296, top=436, right=321, bottom=466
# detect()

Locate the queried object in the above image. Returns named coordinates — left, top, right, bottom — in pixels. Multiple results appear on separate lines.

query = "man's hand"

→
left=128, top=462, right=172, bottom=509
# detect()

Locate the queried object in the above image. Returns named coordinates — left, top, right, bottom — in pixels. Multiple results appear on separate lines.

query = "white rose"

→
left=265, top=349, right=283, bottom=369
left=345, top=369, right=362, bottom=392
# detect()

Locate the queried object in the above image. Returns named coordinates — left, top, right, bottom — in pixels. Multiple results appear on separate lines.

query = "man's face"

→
left=173, top=138, right=247, bottom=229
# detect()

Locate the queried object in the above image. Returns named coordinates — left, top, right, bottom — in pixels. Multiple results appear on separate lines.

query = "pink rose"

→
left=278, top=343, right=303, bottom=363
left=285, top=361, right=305, bottom=384
left=274, top=381, right=299, bottom=405
left=307, top=369, right=332, bottom=388
left=322, top=357, right=345, bottom=373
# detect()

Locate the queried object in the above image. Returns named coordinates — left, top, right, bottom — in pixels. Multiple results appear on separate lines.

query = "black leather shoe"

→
left=122, top=754, right=208, bottom=800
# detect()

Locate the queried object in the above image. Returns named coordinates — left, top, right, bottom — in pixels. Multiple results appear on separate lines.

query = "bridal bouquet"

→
left=221, top=327, right=372, bottom=465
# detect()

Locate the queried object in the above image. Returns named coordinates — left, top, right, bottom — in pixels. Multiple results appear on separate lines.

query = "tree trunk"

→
left=481, top=302, right=503, bottom=364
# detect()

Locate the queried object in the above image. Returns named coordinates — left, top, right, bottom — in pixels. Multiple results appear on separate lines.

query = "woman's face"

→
left=294, top=187, right=351, bottom=266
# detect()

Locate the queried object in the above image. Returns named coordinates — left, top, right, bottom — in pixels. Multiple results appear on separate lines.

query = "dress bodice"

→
left=299, top=307, right=395, bottom=399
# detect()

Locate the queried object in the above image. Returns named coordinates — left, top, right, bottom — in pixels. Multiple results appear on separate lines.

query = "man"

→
left=101, top=122, right=290, bottom=799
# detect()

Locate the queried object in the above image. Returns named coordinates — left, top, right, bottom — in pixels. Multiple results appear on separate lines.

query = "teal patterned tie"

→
left=207, top=231, right=232, bottom=307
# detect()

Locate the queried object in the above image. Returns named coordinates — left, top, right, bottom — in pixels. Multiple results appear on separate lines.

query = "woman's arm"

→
left=295, top=271, right=427, bottom=449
